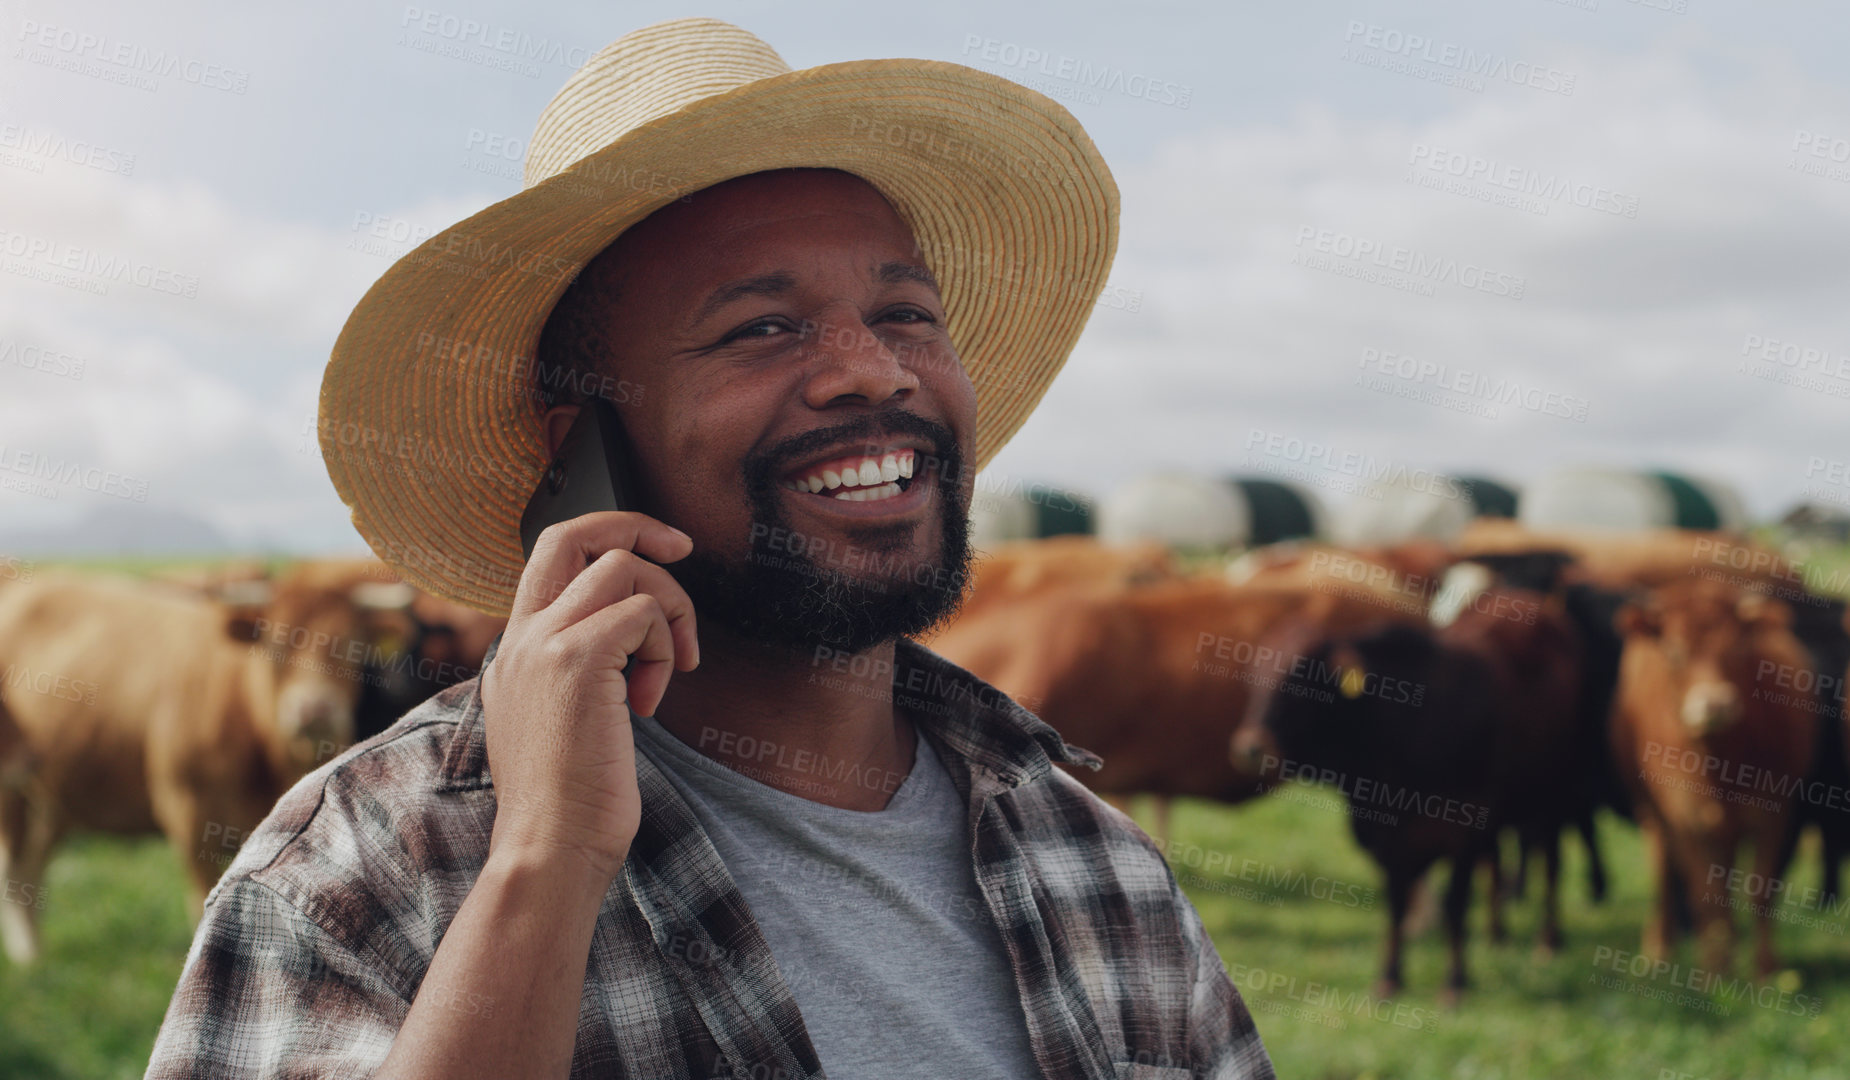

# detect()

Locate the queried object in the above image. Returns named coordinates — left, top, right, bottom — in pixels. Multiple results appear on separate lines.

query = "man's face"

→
left=552, top=169, right=977, bottom=653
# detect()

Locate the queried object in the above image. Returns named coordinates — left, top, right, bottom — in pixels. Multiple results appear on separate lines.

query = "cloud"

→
left=0, top=152, right=492, bottom=550
left=988, top=37, right=1850, bottom=521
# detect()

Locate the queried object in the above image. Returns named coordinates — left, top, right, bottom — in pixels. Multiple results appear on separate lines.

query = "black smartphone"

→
left=519, top=396, right=649, bottom=560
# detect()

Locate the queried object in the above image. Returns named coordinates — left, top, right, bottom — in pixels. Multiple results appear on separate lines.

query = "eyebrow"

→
left=691, top=261, right=942, bottom=326
left=693, top=271, right=797, bottom=324
left=878, top=260, right=941, bottom=294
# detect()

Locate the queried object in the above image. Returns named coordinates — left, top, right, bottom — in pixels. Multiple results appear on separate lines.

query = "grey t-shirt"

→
left=630, top=715, right=1040, bottom=1079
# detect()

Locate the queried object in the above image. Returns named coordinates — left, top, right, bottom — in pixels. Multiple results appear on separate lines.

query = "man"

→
left=147, top=17, right=1272, bottom=1080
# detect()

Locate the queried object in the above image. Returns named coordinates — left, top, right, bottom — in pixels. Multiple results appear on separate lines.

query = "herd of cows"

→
left=922, top=522, right=1850, bottom=1000
left=0, top=521, right=1845, bottom=1011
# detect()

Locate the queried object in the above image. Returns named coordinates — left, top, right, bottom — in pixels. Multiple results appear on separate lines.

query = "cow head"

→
left=223, top=568, right=416, bottom=773
left=1617, top=581, right=1789, bottom=737
left=1230, top=615, right=1434, bottom=781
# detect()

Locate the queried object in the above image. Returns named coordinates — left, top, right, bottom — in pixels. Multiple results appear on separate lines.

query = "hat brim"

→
left=319, top=58, right=1119, bottom=616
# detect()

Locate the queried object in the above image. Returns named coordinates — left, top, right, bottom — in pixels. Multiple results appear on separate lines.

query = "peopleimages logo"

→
left=958, top=35, right=1192, bottom=109
left=1293, top=227, right=1525, bottom=300
left=1407, top=144, right=1638, bottom=219
left=1340, top=21, right=1577, bottom=96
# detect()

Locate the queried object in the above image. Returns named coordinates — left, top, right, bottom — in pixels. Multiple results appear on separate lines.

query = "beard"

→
left=664, top=411, right=973, bottom=657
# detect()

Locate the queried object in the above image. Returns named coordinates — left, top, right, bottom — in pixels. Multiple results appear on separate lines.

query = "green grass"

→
left=1145, top=790, right=1850, bottom=1080
left=0, top=836, right=194, bottom=1080
left=7, top=793, right=1847, bottom=1079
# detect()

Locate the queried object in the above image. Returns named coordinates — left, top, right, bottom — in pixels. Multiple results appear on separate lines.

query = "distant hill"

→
left=0, top=504, right=237, bottom=558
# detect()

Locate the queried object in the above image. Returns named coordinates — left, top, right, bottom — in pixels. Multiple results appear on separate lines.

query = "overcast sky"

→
left=1, top=0, right=1846, bottom=553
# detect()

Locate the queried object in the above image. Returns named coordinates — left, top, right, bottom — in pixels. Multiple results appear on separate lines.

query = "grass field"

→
left=5, top=788, right=1847, bottom=1079
left=8, top=547, right=1850, bottom=1077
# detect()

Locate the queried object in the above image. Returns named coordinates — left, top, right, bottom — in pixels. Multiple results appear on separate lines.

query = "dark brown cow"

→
left=931, top=576, right=1416, bottom=842
left=1613, top=578, right=1816, bottom=977
left=1230, top=586, right=1581, bottom=999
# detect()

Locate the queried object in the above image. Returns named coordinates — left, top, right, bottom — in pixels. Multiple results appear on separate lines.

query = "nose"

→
left=1230, top=728, right=1278, bottom=775
left=283, top=687, right=354, bottom=744
left=1680, top=681, right=1740, bottom=734
left=800, top=307, right=922, bottom=410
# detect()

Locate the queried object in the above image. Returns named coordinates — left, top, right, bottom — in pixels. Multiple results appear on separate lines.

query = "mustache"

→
left=741, top=411, right=962, bottom=494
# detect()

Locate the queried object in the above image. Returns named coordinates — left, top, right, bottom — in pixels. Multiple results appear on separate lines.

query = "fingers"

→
left=540, top=549, right=699, bottom=671
left=560, top=593, right=680, bottom=716
left=514, top=512, right=694, bottom=620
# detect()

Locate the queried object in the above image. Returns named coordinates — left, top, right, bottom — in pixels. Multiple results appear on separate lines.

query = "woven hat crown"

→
left=525, top=19, right=791, bottom=187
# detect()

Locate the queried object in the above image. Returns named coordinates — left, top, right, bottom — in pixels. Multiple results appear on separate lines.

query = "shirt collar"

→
left=436, top=631, right=1099, bottom=794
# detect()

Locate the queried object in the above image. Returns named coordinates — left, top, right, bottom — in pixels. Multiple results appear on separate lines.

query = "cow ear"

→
left=1736, top=593, right=1789, bottom=630
left=223, top=604, right=264, bottom=642
left=1616, top=602, right=1660, bottom=637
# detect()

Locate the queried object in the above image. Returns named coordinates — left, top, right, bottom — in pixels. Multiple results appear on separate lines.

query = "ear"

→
left=542, top=403, right=581, bottom=459
left=1736, top=592, right=1789, bottom=630
left=1616, top=602, right=1661, bottom=638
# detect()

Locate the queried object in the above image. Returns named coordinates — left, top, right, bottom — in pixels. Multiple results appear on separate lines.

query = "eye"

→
left=877, top=305, right=937, bottom=326
left=721, top=317, right=800, bottom=344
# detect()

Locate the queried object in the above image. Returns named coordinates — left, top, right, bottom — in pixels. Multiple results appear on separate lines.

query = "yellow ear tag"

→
left=1340, top=667, right=1367, bottom=699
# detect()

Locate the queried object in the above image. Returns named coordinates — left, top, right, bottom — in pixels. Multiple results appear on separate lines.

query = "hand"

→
left=480, top=512, right=699, bottom=883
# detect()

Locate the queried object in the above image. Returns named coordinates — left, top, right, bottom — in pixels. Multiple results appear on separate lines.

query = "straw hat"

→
left=319, top=17, right=1119, bottom=616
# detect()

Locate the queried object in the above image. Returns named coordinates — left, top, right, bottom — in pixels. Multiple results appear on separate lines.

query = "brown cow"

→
left=1613, top=578, right=1816, bottom=977
left=1455, top=520, right=1791, bottom=592
left=1230, top=540, right=1455, bottom=605
left=155, top=556, right=509, bottom=745
left=0, top=565, right=400, bottom=965
left=931, top=576, right=1416, bottom=842
left=917, top=535, right=1174, bottom=647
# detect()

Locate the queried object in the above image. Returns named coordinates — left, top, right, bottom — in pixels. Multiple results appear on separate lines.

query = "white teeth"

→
left=833, top=481, right=901, bottom=503
left=804, top=453, right=917, bottom=495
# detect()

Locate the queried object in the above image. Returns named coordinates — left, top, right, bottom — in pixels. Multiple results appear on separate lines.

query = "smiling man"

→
left=146, top=18, right=1272, bottom=1080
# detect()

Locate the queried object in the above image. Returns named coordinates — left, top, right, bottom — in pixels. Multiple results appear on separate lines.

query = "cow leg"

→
left=1576, top=808, right=1607, bottom=904
left=0, top=784, right=59, bottom=966
left=1821, top=824, right=1845, bottom=911
left=1377, top=864, right=1418, bottom=999
left=1536, top=823, right=1563, bottom=957
left=1440, top=852, right=1476, bottom=1006
left=1641, top=812, right=1677, bottom=961
left=1483, top=846, right=1508, bottom=945
left=151, top=782, right=243, bottom=925
left=1682, top=828, right=1738, bottom=978
left=1150, top=796, right=1172, bottom=850
left=1749, top=824, right=1788, bottom=978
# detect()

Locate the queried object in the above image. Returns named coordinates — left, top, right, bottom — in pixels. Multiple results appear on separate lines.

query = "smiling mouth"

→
left=780, top=448, right=918, bottom=503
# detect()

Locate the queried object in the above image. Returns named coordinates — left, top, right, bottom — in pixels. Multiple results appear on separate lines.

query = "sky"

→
left=0, top=0, right=1846, bottom=553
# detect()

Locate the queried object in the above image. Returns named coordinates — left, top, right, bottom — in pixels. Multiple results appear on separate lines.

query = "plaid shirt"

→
left=146, top=635, right=1274, bottom=1080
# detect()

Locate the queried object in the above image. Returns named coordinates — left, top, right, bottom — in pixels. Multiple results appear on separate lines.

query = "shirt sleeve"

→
left=145, top=874, right=411, bottom=1079
left=1175, top=882, right=1276, bottom=1080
